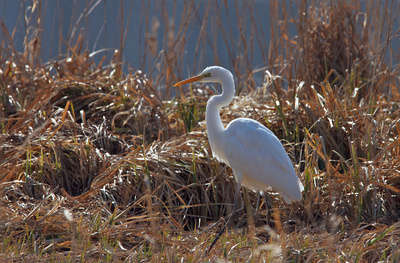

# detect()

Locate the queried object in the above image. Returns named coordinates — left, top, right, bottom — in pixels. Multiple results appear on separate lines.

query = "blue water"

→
left=2, top=1, right=399, bottom=87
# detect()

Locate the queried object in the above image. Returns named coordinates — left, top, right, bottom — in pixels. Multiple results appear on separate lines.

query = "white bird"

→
left=174, top=66, right=303, bottom=252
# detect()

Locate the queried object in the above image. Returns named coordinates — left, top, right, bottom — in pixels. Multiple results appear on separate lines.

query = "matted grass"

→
left=1, top=0, right=400, bottom=262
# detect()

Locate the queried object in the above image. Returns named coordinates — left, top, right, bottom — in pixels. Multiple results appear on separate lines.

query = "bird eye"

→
left=203, top=73, right=211, bottom=78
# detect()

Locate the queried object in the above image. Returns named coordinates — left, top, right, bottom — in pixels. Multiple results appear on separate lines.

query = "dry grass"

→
left=1, top=0, right=400, bottom=262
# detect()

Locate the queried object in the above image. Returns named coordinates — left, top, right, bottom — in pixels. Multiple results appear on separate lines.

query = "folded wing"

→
left=223, top=118, right=303, bottom=203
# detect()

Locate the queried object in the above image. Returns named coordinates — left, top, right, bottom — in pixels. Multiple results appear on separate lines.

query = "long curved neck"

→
left=205, top=73, right=235, bottom=162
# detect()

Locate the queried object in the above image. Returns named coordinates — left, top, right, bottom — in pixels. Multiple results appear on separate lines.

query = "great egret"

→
left=174, top=66, right=303, bottom=252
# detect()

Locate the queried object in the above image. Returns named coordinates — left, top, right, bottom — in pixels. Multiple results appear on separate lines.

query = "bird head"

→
left=174, top=66, right=233, bottom=86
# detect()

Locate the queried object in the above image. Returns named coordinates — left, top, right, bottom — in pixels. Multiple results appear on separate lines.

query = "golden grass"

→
left=1, top=0, right=400, bottom=262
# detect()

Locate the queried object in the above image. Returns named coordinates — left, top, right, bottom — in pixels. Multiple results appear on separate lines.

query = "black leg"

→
left=206, top=183, right=241, bottom=254
left=265, top=192, right=271, bottom=224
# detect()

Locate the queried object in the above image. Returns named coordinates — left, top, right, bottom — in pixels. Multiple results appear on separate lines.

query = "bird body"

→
left=175, top=66, right=303, bottom=203
left=222, top=118, right=302, bottom=202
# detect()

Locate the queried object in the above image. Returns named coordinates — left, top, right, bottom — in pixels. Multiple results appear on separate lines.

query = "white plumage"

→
left=174, top=66, right=303, bottom=203
left=222, top=118, right=303, bottom=203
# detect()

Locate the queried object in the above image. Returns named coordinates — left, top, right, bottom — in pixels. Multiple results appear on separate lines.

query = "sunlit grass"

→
left=1, top=0, right=400, bottom=262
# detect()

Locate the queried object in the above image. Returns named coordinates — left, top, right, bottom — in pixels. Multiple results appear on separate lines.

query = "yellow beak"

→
left=173, top=74, right=206, bottom=87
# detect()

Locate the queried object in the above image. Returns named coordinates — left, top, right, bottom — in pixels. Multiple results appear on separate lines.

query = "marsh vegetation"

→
left=1, top=0, right=400, bottom=262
